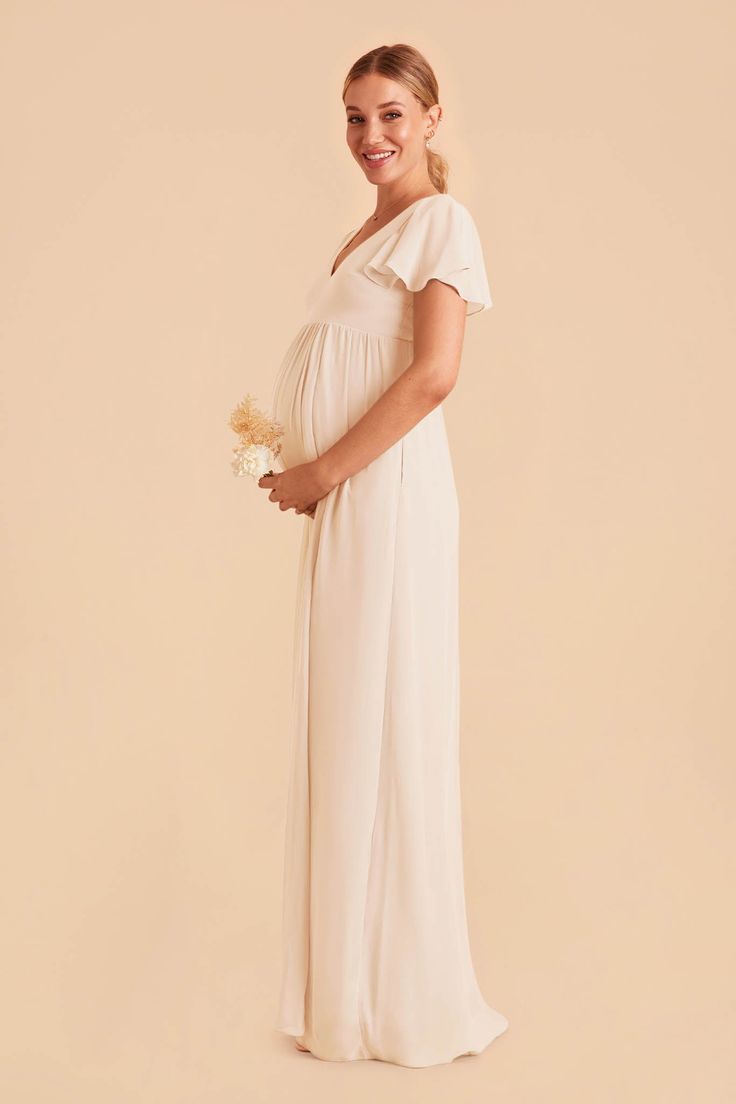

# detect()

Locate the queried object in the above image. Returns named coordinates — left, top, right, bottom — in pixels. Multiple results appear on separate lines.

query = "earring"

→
left=425, top=128, right=435, bottom=146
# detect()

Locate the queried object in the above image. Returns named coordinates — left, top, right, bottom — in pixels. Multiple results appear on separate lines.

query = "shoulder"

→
left=362, top=191, right=492, bottom=314
left=400, top=193, right=481, bottom=243
left=410, top=192, right=477, bottom=221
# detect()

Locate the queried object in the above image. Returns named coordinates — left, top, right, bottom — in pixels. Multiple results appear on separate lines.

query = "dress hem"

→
left=273, top=1017, right=510, bottom=1068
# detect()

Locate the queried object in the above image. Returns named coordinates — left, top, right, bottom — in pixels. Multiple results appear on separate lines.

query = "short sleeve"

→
left=362, top=195, right=493, bottom=316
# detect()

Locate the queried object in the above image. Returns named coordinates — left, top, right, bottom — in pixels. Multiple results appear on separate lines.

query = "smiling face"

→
left=343, top=73, right=440, bottom=187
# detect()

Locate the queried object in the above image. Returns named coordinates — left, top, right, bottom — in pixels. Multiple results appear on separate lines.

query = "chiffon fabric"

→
left=269, top=193, right=508, bottom=1067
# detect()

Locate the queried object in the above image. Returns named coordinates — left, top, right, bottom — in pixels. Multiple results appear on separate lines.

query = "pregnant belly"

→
left=270, top=321, right=412, bottom=470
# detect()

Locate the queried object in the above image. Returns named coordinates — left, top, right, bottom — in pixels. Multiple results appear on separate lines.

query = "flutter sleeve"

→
left=362, top=195, right=493, bottom=316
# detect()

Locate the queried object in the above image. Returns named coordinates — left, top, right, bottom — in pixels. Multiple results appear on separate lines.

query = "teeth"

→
left=365, top=151, right=395, bottom=160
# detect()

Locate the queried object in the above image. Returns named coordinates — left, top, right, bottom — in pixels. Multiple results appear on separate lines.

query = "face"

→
left=343, top=73, right=440, bottom=184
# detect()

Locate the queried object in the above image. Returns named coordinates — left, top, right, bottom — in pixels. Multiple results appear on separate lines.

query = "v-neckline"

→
left=328, top=194, right=440, bottom=279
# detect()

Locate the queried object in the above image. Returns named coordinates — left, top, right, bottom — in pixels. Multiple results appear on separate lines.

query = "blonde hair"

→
left=342, top=44, right=448, bottom=194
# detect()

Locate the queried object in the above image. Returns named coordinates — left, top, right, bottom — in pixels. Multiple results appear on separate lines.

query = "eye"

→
left=347, top=111, right=402, bottom=125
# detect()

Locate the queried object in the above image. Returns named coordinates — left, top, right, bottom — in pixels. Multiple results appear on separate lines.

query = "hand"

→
left=257, top=459, right=335, bottom=517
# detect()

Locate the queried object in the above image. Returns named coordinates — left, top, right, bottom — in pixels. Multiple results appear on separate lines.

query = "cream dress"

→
left=269, top=192, right=508, bottom=1067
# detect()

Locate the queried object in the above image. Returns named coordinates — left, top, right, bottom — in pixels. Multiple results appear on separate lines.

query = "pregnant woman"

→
left=258, top=43, right=509, bottom=1068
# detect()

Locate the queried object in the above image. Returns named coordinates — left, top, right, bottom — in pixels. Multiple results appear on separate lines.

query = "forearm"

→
left=315, top=358, right=449, bottom=490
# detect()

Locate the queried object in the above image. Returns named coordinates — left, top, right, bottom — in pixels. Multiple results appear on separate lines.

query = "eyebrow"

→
left=345, top=100, right=406, bottom=111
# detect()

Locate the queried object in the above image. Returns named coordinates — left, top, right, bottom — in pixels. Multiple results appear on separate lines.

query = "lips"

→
left=363, top=150, right=396, bottom=164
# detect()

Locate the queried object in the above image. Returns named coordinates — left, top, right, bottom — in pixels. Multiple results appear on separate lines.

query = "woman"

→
left=258, top=43, right=509, bottom=1068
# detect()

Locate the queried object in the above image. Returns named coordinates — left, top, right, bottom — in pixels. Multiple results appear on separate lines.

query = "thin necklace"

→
left=369, top=189, right=436, bottom=221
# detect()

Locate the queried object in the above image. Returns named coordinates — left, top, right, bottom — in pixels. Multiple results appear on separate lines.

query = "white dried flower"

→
left=231, top=443, right=275, bottom=480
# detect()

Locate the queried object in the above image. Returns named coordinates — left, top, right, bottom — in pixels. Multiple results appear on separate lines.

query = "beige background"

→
left=1, top=2, right=734, bottom=1101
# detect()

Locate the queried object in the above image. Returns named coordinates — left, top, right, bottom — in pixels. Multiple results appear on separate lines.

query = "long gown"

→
left=269, top=192, right=509, bottom=1068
